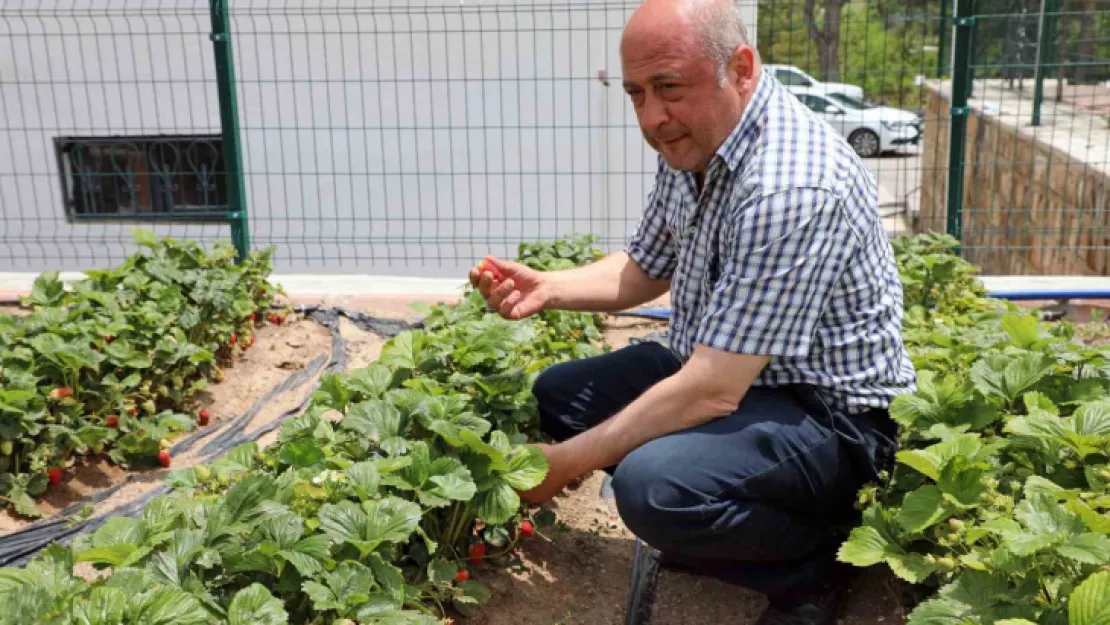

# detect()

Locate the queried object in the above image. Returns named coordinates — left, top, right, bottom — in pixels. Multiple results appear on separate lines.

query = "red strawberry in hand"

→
left=477, top=258, right=504, bottom=282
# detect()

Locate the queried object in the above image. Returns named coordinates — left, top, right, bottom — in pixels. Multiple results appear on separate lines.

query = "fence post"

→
left=1031, top=0, right=1057, bottom=126
left=209, top=0, right=250, bottom=262
left=946, top=0, right=974, bottom=244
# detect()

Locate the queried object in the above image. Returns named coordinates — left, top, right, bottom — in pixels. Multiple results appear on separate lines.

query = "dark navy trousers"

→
left=532, top=341, right=899, bottom=604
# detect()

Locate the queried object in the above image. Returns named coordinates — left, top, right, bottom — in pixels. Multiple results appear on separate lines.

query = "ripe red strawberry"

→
left=157, top=450, right=171, bottom=468
left=454, top=568, right=470, bottom=583
left=106, top=414, right=119, bottom=428
left=520, top=520, right=535, bottom=538
left=103, top=334, right=114, bottom=343
left=47, top=467, right=63, bottom=485
left=478, top=258, right=504, bottom=282
left=49, top=387, right=73, bottom=400
left=248, top=313, right=256, bottom=322
left=197, top=409, right=211, bottom=426
left=128, top=406, right=138, bottom=416
left=229, top=334, right=237, bottom=346
left=468, top=542, right=486, bottom=566
left=268, top=313, right=278, bottom=325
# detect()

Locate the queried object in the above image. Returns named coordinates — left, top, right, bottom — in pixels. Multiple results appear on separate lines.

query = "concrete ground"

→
left=865, top=146, right=922, bottom=237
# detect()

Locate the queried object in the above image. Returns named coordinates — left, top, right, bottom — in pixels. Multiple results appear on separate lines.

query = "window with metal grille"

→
left=55, top=135, right=229, bottom=222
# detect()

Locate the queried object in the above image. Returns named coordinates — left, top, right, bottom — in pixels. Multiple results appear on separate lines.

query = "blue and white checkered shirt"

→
left=625, top=69, right=916, bottom=413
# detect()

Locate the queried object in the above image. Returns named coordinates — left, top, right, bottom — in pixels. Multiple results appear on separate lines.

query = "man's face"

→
left=621, top=31, right=748, bottom=173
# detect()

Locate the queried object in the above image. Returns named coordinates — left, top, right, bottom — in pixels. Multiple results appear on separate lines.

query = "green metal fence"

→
left=920, top=0, right=1110, bottom=275
left=1, top=0, right=1108, bottom=278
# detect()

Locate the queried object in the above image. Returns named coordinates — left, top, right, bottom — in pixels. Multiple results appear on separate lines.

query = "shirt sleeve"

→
left=624, top=160, right=678, bottom=280
left=693, top=187, right=857, bottom=358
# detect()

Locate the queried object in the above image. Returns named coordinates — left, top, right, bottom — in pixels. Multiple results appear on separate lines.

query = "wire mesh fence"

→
left=917, top=0, right=1110, bottom=275
left=0, top=0, right=1107, bottom=277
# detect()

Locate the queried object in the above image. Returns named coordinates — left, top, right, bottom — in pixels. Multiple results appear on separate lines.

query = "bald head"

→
left=619, top=0, right=760, bottom=173
left=623, top=0, right=752, bottom=82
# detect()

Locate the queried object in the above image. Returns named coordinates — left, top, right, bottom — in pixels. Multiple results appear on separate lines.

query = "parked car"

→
left=790, top=88, right=922, bottom=158
left=766, top=64, right=865, bottom=101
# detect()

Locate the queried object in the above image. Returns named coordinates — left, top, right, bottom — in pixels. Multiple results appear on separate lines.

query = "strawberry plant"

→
left=0, top=234, right=606, bottom=624
left=839, top=234, right=1110, bottom=625
left=0, top=229, right=288, bottom=517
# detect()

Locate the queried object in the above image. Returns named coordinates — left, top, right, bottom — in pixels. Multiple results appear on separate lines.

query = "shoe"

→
left=754, top=578, right=851, bottom=625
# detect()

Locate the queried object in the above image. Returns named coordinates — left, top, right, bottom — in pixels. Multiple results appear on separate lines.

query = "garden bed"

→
left=0, top=311, right=336, bottom=532
left=1, top=232, right=1108, bottom=625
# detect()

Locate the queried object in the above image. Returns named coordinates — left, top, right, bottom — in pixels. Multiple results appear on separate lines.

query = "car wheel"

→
left=849, top=129, right=881, bottom=158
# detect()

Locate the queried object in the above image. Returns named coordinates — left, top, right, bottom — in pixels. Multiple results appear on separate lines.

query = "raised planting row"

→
left=0, top=235, right=608, bottom=625
left=0, top=230, right=290, bottom=517
left=838, top=233, right=1110, bottom=625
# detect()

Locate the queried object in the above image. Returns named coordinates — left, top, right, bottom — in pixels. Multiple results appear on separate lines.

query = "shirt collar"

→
left=713, top=67, right=774, bottom=174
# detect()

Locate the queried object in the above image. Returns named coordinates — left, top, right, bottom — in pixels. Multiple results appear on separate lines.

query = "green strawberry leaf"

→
left=1056, top=533, right=1110, bottom=565
left=896, top=486, right=948, bottom=533
left=342, top=400, right=409, bottom=446
left=227, top=583, right=289, bottom=625
left=318, top=497, right=423, bottom=557
left=347, top=364, right=398, bottom=399
left=428, top=560, right=459, bottom=585
left=1070, top=571, right=1110, bottom=625
left=502, top=445, right=548, bottom=491
left=473, top=482, right=520, bottom=526
left=74, top=586, right=128, bottom=625
left=126, top=585, right=210, bottom=625
left=344, top=461, right=382, bottom=501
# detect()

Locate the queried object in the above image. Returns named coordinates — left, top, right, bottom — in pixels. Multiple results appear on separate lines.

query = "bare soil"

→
left=464, top=314, right=910, bottom=625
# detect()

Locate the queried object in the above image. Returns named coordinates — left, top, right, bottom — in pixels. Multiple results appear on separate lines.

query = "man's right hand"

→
left=469, top=256, right=551, bottom=320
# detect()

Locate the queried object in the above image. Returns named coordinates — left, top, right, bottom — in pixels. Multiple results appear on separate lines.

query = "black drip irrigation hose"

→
left=0, top=306, right=418, bottom=568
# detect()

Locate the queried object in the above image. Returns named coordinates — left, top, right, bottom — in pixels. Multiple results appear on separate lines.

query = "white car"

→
left=767, top=64, right=865, bottom=101
left=791, top=89, right=922, bottom=158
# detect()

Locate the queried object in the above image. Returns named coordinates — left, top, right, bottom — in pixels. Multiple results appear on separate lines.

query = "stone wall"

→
left=918, top=81, right=1110, bottom=276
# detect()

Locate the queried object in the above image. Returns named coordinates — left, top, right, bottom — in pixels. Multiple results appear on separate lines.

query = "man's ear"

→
left=727, top=45, right=756, bottom=90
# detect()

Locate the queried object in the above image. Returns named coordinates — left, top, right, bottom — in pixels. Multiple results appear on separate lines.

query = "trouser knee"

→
left=610, top=452, right=704, bottom=554
left=611, top=447, right=831, bottom=563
